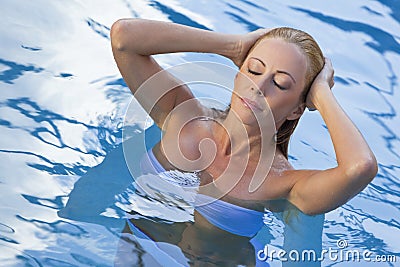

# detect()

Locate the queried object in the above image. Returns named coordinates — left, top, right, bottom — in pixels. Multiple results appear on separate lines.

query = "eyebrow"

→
left=250, top=57, right=266, bottom=67
left=277, top=70, right=296, bottom=84
left=250, top=57, right=297, bottom=84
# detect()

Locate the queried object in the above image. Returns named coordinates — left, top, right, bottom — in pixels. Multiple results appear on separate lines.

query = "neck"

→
left=214, top=111, right=274, bottom=159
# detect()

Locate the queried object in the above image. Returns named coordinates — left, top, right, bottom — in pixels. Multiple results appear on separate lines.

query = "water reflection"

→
left=0, top=58, right=44, bottom=84
left=1, top=97, right=122, bottom=160
left=86, top=18, right=111, bottom=40
left=225, top=12, right=261, bottom=31
left=235, top=0, right=270, bottom=13
left=291, top=7, right=400, bottom=54
left=59, top=124, right=325, bottom=266
left=282, top=7, right=400, bottom=260
left=376, top=0, right=400, bottom=23
left=20, top=45, right=43, bottom=52
left=116, top=215, right=258, bottom=266
left=0, top=0, right=399, bottom=266
left=0, top=93, right=122, bottom=264
left=361, top=6, right=384, bottom=17
left=16, top=215, right=88, bottom=238
left=150, top=1, right=210, bottom=30
left=0, top=244, right=42, bottom=267
left=226, top=3, right=250, bottom=16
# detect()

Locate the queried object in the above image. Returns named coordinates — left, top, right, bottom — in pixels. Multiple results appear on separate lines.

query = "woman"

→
left=110, top=18, right=377, bottom=215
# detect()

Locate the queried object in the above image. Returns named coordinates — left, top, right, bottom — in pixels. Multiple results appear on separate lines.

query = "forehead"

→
left=249, top=38, right=307, bottom=81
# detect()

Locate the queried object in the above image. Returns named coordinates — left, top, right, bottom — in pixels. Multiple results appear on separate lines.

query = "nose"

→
left=250, top=74, right=271, bottom=97
left=250, top=86, right=263, bottom=96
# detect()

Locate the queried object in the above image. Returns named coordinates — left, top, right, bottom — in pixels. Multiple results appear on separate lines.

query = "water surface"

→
left=0, top=0, right=399, bottom=266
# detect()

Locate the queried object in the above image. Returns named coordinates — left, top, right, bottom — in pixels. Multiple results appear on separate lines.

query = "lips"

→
left=240, top=97, right=263, bottom=111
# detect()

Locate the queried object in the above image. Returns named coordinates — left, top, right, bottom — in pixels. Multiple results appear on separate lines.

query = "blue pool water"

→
left=1, top=0, right=399, bottom=266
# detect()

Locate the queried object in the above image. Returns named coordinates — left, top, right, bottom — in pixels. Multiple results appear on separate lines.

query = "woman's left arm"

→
left=287, top=58, right=378, bottom=215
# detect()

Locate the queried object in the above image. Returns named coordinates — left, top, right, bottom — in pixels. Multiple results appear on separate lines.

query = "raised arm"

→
left=110, top=19, right=266, bottom=128
left=287, top=59, right=378, bottom=215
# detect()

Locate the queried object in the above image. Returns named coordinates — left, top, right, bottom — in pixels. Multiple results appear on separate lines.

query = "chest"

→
left=160, top=120, right=294, bottom=200
left=202, top=153, right=292, bottom=200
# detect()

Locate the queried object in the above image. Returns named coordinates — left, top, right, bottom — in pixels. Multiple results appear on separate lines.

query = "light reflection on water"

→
left=0, top=0, right=399, bottom=266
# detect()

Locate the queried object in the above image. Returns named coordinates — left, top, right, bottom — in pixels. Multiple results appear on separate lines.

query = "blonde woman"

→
left=111, top=18, right=377, bottom=215
left=110, top=18, right=379, bottom=266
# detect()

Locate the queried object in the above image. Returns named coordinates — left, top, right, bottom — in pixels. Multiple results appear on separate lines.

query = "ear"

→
left=287, top=102, right=306, bottom=121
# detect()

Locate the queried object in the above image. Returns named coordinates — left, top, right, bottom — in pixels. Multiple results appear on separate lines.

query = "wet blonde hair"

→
left=249, top=27, right=325, bottom=158
left=217, top=27, right=324, bottom=158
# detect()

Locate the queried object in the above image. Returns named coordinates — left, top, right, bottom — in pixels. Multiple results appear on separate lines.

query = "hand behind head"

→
left=306, top=57, right=335, bottom=111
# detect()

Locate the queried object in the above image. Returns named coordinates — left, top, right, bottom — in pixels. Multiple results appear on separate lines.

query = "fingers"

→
left=250, top=28, right=269, bottom=40
left=323, top=57, right=335, bottom=88
left=315, top=57, right=334, bottom=84
left=324, top=57, right=332, bottom=67
left=329, top=77, right=335, bottom=88
left=306, top=57, right=334, bottom=111
left=255, top=28, right=270, bottom=36
left=233, top=28, right=269, bottom=67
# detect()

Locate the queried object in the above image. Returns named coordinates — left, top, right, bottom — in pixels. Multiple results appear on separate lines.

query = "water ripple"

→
left=376, top=0, right=400, bottom=23
left=86, top=18, right=110, bottom=40
left=0, top=58, right=44, bottom=84
left=20, top=45, right=43, bottom=52
left=70, top=253, right=109, bottom=267
left=1, top=97, right=123, bottom=158
left=149, top=0, right=211, bottom=30
left=224, top=11, right=261, bottom=31
left=0, top=1, right=399, bottom=266
left=0, top=222, right=15, bottom=234
left=0, top=244, right=42, bottom=267
left=290, top=7, right=399, bottom=54
left=16, top=215, right=88, bottom=238
left=226, top=3, right=249, bottom=16
left=235, top=0, right=269, bottom=13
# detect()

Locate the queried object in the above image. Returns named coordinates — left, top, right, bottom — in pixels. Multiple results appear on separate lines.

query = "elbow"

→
left=300, top=207, right=321, bottom=216
left=297, top=200, right=334, bottom=216
left=110, top=19, right=133, bottom=52
left=365, top=157, right=378, bottom=179
left=345, top=155, right=378, bottom=184
left=358, top=156, right=378, bottom=181
left=294, top=202, right=328, bottom=216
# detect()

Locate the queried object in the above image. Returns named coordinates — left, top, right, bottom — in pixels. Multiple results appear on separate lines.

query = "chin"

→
left=230, top=105, right=259, bottom=125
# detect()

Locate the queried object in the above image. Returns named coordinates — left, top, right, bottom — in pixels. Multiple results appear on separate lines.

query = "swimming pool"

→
left=0, top=0, right=399, bottom=266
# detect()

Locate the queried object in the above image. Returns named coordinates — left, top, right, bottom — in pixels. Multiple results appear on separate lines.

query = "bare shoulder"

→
left=159, top=104, right=220, bottom=167
left=260, top=153, right=321, bottom=199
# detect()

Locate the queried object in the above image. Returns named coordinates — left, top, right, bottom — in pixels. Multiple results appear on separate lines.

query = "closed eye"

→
left=247, top=68, right=262, bottom=75
left=273, top=79, right=286, bottom=90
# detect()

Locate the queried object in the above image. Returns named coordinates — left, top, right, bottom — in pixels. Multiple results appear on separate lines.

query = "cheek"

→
left=234, top=70, right=253, bottom=89
left=231, top=93, right=245, bottom=111
left=266, top=92, right=301, bottom=116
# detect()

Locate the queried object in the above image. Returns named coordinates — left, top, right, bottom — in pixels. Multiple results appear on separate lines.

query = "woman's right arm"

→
left=110, top=19, right=267, bottom=128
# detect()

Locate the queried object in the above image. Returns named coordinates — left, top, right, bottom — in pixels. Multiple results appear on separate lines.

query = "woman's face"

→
left=231, top=38, right=308, bottom=129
